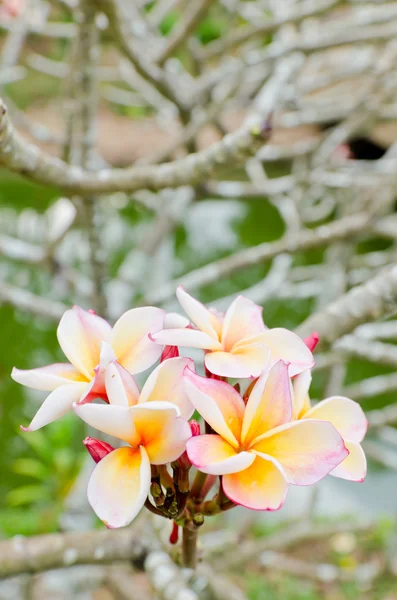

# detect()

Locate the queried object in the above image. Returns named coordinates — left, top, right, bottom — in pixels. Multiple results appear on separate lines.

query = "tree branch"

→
left=0, top=283, right=67, bottom=320
left=156, top=0, right=213, bottom=65
left=145, top=213, right=370, bottom=304
left=0, top=528, right=147, bottom=579
left=0, top=97, right=270, bottom=194
left=199, top=0, right=339, bottom=61
left=296, top=266, right=397, bottom=345
left=98, top=0, right=189, bottom=116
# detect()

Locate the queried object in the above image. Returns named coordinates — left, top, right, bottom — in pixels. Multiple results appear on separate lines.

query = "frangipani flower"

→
left=184, top=364, right=348, bottom=510
left=151, top=287, right=314, bottom=378
left=12, top=305, right=165, bottom=431
left=74, top=359, right=193, bottom=528
left=292, top=370, right=368, bottom=482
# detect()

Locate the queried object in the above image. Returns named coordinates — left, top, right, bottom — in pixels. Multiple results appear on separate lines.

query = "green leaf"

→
left=7, top=484, right=49, bottom=507
left=12, top=458, right=49, bottom=480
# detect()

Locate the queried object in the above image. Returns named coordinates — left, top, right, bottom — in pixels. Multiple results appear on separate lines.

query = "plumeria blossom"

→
left=292, top=370, right=368, bottom=482
left=184, top=363, right=348, bottom=511
left=151, top=287, right=314, bottom=378
left=74, top=359, right=193, bottom=528
left=12, top=305, right=165, bottom=431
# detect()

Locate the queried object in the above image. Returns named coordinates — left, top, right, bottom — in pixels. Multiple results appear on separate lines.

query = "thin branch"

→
left=145, top=213, right=370, bottom=304
left=216, top=520, right=374, bottom=569
left=199, top=0, right=339, bottom=61
left=0, top=528, right=147, bottom=579
left=334, top=335, right=397, bottom=368
left=296, top=266, right=397, bottom=345
left=0, top=283, right=67, bottom=320
left=344, top=373, right=397, bottom=402
left=0, top=97, right=270, bottom=194
left=98, top=0, right=189, bottom=116
left=156, top=0, right=213, bottom=65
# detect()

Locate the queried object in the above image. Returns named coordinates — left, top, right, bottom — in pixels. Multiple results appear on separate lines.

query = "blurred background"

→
left=2, top=0, right=397, bottom=598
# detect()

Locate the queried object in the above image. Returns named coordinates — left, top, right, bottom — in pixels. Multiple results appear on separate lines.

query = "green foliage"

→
left=247, top=575, right=319, bottom=600
left=1, top=414, right=85, bottom=535
left=159, top=11, right=180, bottom=36
left=196, top=18, right=227, bottom=45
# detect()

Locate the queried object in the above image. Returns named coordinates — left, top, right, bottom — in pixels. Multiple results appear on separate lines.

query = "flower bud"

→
left=177, top=421, right=200, bottom=471
left=192, top=513, right=204, bottom=527
left=83, top=437, right=114, bottom=463
left=160, top=345, right=179, bottom=362
left=303, top=332, right=319, bottom=352
left=169, top=522, right=179, bottom=545
left=189, top=420, right=201, bottom=437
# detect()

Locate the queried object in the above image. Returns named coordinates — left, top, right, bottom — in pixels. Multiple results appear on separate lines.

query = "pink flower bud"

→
left=189, top=420, right=201, bottom=437
left=169, top=521, right=179, bottom=545
left=83, top=437, right=114, bottom=463
left=160, top=345, right=179, bottom=362
left=177, top=421, right=201, bottom=471
left=303, top=332, right=319, bottom=352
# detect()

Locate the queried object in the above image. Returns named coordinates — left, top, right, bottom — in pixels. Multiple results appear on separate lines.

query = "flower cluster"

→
left=12, top=288, right=367, bottom=532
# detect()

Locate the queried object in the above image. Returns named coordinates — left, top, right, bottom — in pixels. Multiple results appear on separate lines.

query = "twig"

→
left=334, top=335, right=397, bottom=368
left=0, top=283, right=67, bottom=320
left=0, top=98, right=270, bottom=194
left=98, top=0, right=189, bottom=117
left=156, top=0, right=213, bottom=65
left=199, top=0, right=339, bottom=61
left=0, top=528, right=147, bottom=579
left=296, top=266, right=397, bottom=345
left=145, top=213, right=370, bottom=304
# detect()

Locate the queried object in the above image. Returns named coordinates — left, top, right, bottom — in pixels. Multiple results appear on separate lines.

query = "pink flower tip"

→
left=303, top=332, right=320, bottom=352
left=169, top=522, right=179, bottom=544
left=161, top=345, right=179, bottom=362
left=88, top=308, right=97, bottom=315
left=83, top=436, right=114, bottom=463
left=183, top=365, right=195, bottom=378
left=20, top=425, right=31, bottom=433
left=189, top=420, right=201, bottom=437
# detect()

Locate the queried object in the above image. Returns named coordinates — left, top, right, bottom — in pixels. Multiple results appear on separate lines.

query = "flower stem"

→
left=190, top=470, right=208, bottom=500
left=144, top=498, right=167, bottom=518
left=182, top=525, right=198, bottom=568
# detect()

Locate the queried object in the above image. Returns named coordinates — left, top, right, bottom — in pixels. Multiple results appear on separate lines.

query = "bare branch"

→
left=296, top=266, right=397, bottom=345
left=98, top=0, right=189, bottom=115
left=0, top=528, right=147, bottom=579
left=156, top=0, right=213, bottom=65
left=145, top=213, right=370, bottom=304
left=199, top=0, right=339, bottom=61
left=0, top=283, right=67, bottom=320
left=0, top=97, right=270, bottom=194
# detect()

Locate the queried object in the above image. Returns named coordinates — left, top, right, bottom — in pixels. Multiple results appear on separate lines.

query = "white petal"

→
left=330, top=440, right=367, bottom=482
left=183, top=369, right=244, bottom=448
left=130, top=402, right=190, bottom=464
left=235, top=328, right=314, bottom=377
left=151, top=328, right=222, bottom=351
left=241, top=361, right=292, bottom=446
left=74, top=403, right=138, bottom=446
left=112, top=307, right=165, bottom=374
left=176, top=286, right=221, bottom=339
left=221, top=295, right=265, bottom=351
left=105, top=362, right=140, bottom=407
left=164, top=312, right=190, bottom=329
left=57, top=306, right=111, bottom=379
left=292, top=370, right=312, bottom=419
left=204, top=344, right=270, bottom=378
left=304, top=396, right=368, bottom=443
left=12, top=363, right=85, bottom=392
left=139, top=357, right=195, bottom=420
left=187, top=435, right=255, bottom=475
left=88, top=446, right=151, bottom=528
left=21, top=382, right=88, bottom=431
